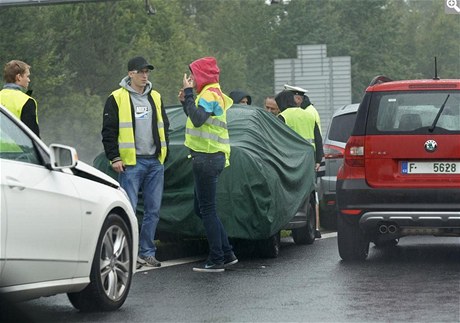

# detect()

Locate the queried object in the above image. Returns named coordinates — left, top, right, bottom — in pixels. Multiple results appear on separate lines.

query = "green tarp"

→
left=94, top=104, right=316, bottom=240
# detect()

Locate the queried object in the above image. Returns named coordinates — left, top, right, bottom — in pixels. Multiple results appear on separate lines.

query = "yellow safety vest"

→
left=280, top=107, right=316, bottom=150
left=0, top=89, right=38, bottom=123
left=305, top=104, right=322, bottom=135
left=112, top=88, right=167, bottom=165
left=184, top=83, right=232, bottom=167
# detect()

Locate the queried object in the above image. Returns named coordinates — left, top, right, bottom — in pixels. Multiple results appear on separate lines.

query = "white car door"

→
left=0, top=113, right=82, bottom=287
left=0, top=180, right=7, bottom=279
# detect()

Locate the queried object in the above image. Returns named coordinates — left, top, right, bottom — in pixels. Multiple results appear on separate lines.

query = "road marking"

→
left=136, top=255, right=205, bottom=273
left=321, top=232, right=337, bottom=239
left=136, top=232, right=338, bottom=273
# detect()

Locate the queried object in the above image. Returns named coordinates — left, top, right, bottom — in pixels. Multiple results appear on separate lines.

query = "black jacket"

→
left=21, top=98, right=40, bottom=137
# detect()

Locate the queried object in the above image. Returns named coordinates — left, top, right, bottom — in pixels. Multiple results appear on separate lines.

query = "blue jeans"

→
left=192, top=152, right=233, bottom=264
left=119, top=157, right=164, bottom=257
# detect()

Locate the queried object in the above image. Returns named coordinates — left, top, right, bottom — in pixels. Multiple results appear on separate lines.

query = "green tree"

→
left=1, top=0, right=459, bottom=162
left=408, top=0, right=460, bottom=79
left=190, top=0, right=283, bottom=105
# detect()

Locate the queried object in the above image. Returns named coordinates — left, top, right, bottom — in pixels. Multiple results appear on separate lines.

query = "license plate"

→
left=401, top=161, right=460, bottom=174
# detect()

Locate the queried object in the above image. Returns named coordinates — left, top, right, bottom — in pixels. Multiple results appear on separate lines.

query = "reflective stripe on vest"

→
left=0, top=89, right=38, bottom=122
left=112, top=88, right=167, bottom=165
left=280, top=107, right=316, bottom=150
left=184, top=83, right=232, bottom=167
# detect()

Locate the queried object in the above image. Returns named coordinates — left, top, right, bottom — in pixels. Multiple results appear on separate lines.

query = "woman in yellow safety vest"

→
left=178, top=56, right=238, bottom=273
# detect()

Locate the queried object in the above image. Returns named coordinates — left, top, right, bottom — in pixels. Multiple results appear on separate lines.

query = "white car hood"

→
left=74, top=160, right=120, bottom=187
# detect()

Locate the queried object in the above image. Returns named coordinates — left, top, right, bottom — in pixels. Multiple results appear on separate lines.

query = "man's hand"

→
left=112, top=160, right=125, bottom=173
left=315, top=163, right=320, bottom=172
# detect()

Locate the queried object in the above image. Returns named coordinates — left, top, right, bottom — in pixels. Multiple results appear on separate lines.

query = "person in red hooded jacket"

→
left=178, top=57, right=238, bottom=273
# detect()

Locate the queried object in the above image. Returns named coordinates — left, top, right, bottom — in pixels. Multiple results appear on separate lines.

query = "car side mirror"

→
left=49, top=144, right=78, bottom=170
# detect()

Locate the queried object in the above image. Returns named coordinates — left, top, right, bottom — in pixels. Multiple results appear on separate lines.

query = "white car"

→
left=0, top=105, right=138, bottom=311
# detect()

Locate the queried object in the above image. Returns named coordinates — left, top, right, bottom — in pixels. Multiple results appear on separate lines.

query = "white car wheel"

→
left=68, top=213, right=133, bottom=312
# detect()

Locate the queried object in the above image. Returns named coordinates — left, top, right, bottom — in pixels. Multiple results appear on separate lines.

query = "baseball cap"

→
left=128, top=56, right=154, bottom=71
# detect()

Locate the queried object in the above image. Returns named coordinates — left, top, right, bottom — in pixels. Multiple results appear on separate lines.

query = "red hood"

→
left=189, top=57, right=220, bottom=93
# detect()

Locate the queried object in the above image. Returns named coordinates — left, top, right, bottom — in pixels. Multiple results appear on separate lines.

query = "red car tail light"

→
left=344, top=136, right=365, bottom=167
left=339, top=136, right=366, bottom=180
left=323, top=144, right=345, bottom=159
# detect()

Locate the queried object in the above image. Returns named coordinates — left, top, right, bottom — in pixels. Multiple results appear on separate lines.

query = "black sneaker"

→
left=193, top=261, right=225, bottom=273
left=224, top=253, right=238, bottom=267
left=315, top=230, right=322, bottom=239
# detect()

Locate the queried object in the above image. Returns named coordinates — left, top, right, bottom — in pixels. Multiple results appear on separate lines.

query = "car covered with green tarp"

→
left=94, top=104, right=317, bottom=257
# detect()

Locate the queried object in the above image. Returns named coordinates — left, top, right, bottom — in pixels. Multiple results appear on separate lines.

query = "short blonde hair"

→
left=3, top=60, right=30, bottom=83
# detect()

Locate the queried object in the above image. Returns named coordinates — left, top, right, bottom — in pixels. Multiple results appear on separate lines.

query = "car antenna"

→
left=145, top=0, right=156, bottom=15
left=433, top=56, right=440, bottom=80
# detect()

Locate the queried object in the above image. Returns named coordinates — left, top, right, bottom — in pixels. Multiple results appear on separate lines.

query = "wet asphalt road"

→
left=6, top=235, right=460, bottom=322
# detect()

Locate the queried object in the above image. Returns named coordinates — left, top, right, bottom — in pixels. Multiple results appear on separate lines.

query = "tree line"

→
left=1, top=0, right=459, bottom=162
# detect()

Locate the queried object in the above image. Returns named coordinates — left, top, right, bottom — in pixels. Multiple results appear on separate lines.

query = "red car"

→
left=336, top=76, right=460, bottom=261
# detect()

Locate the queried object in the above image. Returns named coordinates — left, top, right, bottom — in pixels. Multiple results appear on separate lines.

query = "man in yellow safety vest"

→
left=276, top=90, right=323, bottom=239
left=0, top=60, right=40, bottom=137
left=102, top=56, right=169, bottom=268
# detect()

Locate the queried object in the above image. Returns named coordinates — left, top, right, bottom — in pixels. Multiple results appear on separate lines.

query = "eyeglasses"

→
left=133, top=69, right=151, bottom=75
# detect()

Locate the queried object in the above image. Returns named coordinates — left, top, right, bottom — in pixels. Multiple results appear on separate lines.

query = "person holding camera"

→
left=178, top=56, right=238, bottom=273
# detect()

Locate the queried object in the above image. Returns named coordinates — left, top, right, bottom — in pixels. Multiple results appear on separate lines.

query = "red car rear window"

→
left=366, top=90, right=460, bottom=134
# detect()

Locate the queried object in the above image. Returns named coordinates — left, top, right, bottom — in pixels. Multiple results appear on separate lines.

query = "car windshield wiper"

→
left=429, top=94, right=450, bottom=132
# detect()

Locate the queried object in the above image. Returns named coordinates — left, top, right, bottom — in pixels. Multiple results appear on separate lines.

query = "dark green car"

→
left=95, top=104, right=317, bottom=257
